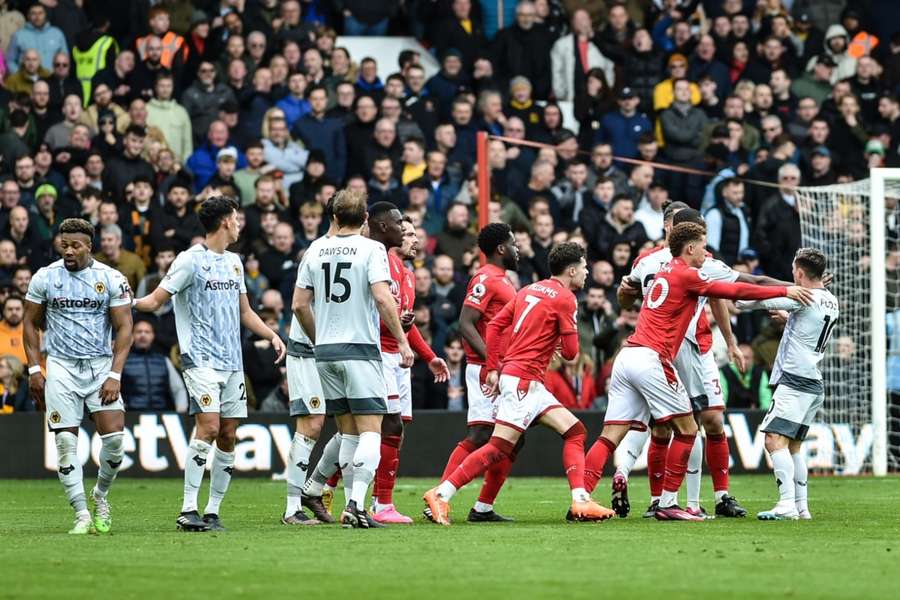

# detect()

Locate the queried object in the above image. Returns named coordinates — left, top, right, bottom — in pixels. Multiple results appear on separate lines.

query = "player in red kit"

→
left=429, top=223, right=520, bottom=523
left=424, top=243, right=615, bottom=525
left=368, top=205, right=449, bottom=524
left=583, top=223, right=812, bottom=521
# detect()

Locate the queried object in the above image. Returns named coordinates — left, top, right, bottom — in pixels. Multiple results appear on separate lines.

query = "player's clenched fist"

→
left=29, top=371, right=45, bottom=411
left=99, top=377, right=121, bottom=405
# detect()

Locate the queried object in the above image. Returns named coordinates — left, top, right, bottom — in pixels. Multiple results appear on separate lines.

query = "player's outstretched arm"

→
left=102, top=304, right=134, bottom=405
left=734, top=297, right=804, bottom=312
left=133, top=287, right=173, bottom=313
left=406, top=324, right=449, bottom=382
left=291, top=285, right=316, bottom=344
left=23, top=300, right=46, bottom=411
left=239, top=293, right=286, bottom=363
left=458, top=305, right=486, bottom=361
left=372, top=280, right=414, bottom=367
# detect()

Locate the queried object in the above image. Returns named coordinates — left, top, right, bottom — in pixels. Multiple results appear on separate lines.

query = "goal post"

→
left=869, top=169, right=898, bottom=476
left=796, top=172, right=900, bottom=476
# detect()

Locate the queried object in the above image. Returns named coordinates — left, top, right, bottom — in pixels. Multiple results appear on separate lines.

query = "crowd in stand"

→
left=0, top=0, right=896, bottom=419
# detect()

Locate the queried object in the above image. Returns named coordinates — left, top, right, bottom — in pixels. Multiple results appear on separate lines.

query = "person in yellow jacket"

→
left=72, top=17, right=118, bottom=105
left=653, top=53, right=700, bottom=146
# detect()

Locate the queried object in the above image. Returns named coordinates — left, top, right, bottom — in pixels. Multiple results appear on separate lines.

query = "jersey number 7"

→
left=514, top=294, right=541, bottom=333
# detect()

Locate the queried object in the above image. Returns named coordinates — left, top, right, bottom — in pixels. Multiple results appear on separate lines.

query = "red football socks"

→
left=584, top=436, right=616, bottom=493
left=441, top=438, right=478, bottom=481
left=447, top=437, right=514, bottom=490
left=706, top=433, right=730, bottom=492
left=478, top=456, right=513, bottom=505
left=373, top=434, right=402, bottom=505
left=648, top=435, right=670, bottom=497
left=662, top=433, right=696, bottom=494
left=562, top=422, right=588, bottom=490
left=326, top=471, right=341, bottom=488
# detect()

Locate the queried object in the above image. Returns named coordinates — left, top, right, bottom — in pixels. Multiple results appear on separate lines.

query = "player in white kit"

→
left=293, top=188, right=413, bottom=528
left=735, top=248, right=838, bottom=520
left=134, top=197, right=286, bottom=532
left=24, top=218, right=134, bottom=534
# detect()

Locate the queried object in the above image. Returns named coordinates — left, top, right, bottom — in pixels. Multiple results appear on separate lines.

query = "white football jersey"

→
left=26, top=259, right=131, bottom=359
left=626, top=246, right=671, bottom=296
left=684, top=256, right=738, bottom=345
left=297, top=233, right=391, bottom=361
left=737, top=288, right=839, bottom=390
left=161, top=244, right=246, bottom=372
left=288, top=259, right=315, bottom=358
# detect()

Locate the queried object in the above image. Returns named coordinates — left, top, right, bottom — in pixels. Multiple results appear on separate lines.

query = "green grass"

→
left=1, top=475, right=898, bottom=599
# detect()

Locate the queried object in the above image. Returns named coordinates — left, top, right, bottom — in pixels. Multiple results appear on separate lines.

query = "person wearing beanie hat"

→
left=653, top=53, right=701, bottom=112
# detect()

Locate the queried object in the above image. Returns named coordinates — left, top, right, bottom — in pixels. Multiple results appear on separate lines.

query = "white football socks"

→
left=770, top=447, right=795, bottom=506
left=55, top=431, right=88, bottom=519
left=286, top=433, right=316, bottom=517
left=96, top=432, right=124, bottom=497
left=616, top=429, right=649, bottom=481
left=182, top=439, right=211, bottom=513
left=350, top=431, right=381, bottom=506
left=685, top=436, right=703, bottom=510
left=338, top=434, right=359, bottom=506
left=793, top=451, right=809, bottom=514
left=304, top=433, right=342, bottom=496
left=204, top=448, right=235, bottom=516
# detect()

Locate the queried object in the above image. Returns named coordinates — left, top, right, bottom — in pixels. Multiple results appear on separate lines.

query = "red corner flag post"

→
left=476, top=131, right=490, bottom=230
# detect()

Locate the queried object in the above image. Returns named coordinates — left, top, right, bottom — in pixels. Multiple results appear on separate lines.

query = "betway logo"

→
left=49, top=297, right=103, bottom=309
left=204, top=280, right=240, bottom=291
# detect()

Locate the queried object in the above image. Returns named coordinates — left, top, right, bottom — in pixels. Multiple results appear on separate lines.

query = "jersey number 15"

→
left=322, top=262, right=352, bottom=303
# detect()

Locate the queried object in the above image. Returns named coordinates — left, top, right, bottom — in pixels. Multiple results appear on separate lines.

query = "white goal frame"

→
left=869, top=168, right=897, bottom=476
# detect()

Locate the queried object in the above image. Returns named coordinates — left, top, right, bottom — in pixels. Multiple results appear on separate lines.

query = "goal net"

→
left=795, top=171, right=899, bottom=475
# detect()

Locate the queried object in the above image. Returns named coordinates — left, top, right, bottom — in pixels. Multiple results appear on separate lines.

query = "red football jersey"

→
left=487, top=278, right=578, bottom=383
left=628, top=257, right=786, bottom=361
left=462, top=263, right=516, bottom=365
left=380, top=251, right=414, bottom=353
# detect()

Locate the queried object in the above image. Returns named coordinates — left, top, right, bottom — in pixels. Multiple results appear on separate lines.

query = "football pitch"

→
left=2, top=475, right=897, bottom=599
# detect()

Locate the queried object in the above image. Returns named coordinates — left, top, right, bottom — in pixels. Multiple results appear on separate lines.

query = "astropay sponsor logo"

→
left=49, top=297, right=103, bottom=309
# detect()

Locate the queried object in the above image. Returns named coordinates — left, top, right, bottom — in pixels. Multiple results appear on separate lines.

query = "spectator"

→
left=705, top=178, right=751, bottom=266
left=6, top=2, right=66, bottom=74
left=367, top=155, right=404, bottom=208
left=181, top=61, right=236, bottom=145
left=807, top=24, right=856, bottom=83
left=660, top=78, right=709, bottom=164
left=205, top=147, right=241, bottom=201
left=0, top=354, right=28, bottom=413
left=92, top=49, right=137, bottom=109
left=434, top=203, right=476, bottom=268
left=94, top=223, right=146, bottom=291
left=292, top=85, right=346, bottom=182
left=3, top=206, right=43, bottom=270
left=634, top=180, right=667, bottom=242
left=433, top=0, right=487, bottom=71
left=720, top=343, right=772, bottom=409
left=4, top=48, right=48, bottom=95
left=0, top=109, right=29, bottom=167
left=431, top=333, right=466, bottom=411
left=342, top=0, right=397, bottom=36
left=0, top=295, right=25, bottom=363
left=597, top=86, right=652, bottom=160
left=187, top=120, right=246, bottom=192
left=591, top=194, right=648, bottom=263
left=259, top=222, right=297, bottom=292
left=653, top=53, right=701, bottom=112
left=150, top=177, right=203, bottom=252
left=551, top=9, right=615, bottom=103
left=262, top=117, right=308, bottom=191
left=552, top=158, right=590, bottom=231
left=134, top=6, right=188, bottom=74
left=577, top=284, right=616, bottom=364
left=745, top=35, right=796, bottom=84
left=276, top=72, right=310, bottom=128
left=146, top=71, right=193, bottom=162
left=753, top=163, right=802, bottom=281
left=805, top=145, right=837, bottom=186
left=104, top=125, right=155, bottom=200
left=416, top=150, right=460, bottom=235
left=491, top=0, right=553, bottom=100
left=121, top=319, right=187, bottom=412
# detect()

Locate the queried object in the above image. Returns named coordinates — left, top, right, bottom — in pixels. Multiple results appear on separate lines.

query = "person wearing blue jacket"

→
left=185, top=121, right=247, bottom=192
left=291, top=85, right=346, bottom=183
left=596, top=87, right=652, bottom=160
left=6, top=3, right=67, bottom=74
